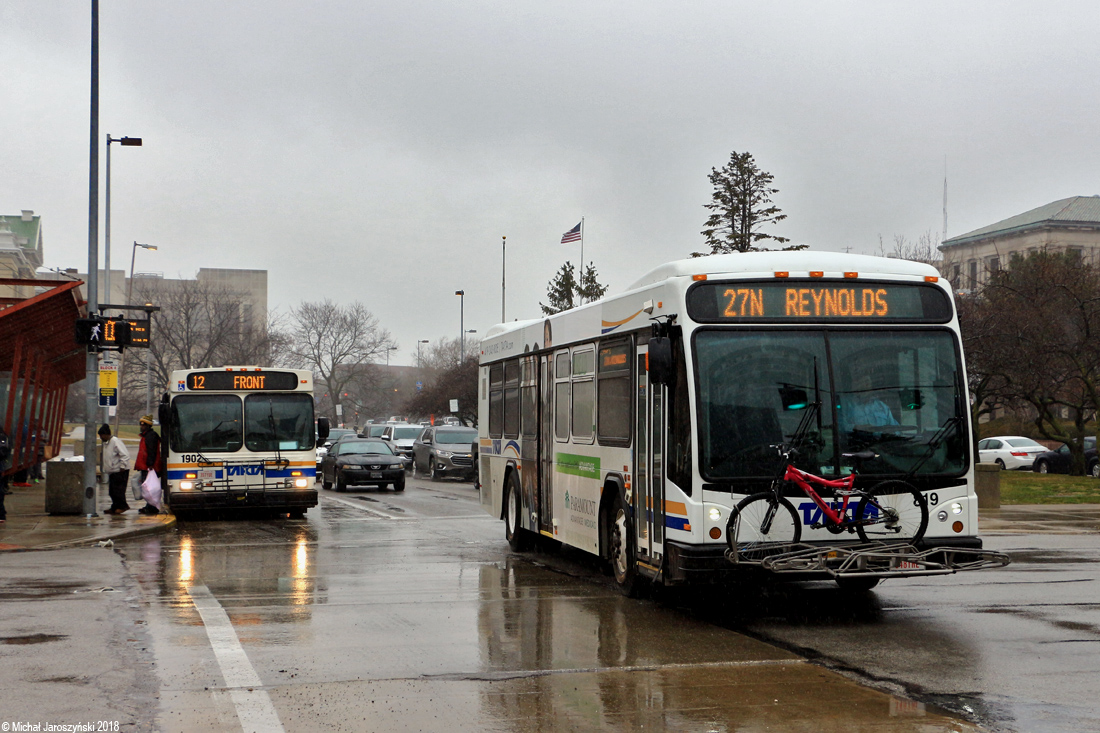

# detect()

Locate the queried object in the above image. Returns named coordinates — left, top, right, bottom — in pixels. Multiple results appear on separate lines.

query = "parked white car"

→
left=977, top=436, right=1047, bottom=470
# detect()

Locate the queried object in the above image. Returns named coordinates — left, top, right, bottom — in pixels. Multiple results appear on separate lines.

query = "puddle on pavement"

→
left=1, top=633, right=67, bottom=645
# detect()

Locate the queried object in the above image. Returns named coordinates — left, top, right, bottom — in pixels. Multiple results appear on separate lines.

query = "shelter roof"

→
left=0, top=278, right=87, bottom=384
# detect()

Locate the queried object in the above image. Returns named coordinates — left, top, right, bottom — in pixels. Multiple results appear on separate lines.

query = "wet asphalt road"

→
left=92, top=476, right=1099, bottom=732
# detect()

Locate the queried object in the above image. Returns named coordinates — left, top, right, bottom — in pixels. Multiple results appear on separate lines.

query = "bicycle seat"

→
left=841, top=450, right=878, bottom=461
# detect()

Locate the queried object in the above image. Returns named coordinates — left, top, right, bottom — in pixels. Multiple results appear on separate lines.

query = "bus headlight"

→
left=950, top=502, right=963, bottom=514
left=294, top=478, right=309, bottom=488
left=179, top=480, right=194, bottom=490
left=708, top=507, right=722, bottom=522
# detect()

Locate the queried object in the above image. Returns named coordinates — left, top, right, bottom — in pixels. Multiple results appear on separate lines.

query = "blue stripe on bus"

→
left=166, top=468, right=316, bottom=480
left=665, top=516, right=690, bottom=531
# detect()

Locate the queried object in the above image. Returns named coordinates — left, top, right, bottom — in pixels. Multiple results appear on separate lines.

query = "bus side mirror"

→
left=157, top=403, right=170, bottom=429
left=317, top=416, right=331, bottom=445
left=648, top=337, right=673, bottom=385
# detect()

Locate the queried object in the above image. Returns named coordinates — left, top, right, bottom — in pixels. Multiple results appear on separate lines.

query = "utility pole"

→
left=501, top=236, right=506, bottom=322
left=83, top=0, right=100, bottom=517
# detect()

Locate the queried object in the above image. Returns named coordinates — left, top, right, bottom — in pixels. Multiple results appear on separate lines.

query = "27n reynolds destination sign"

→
left=686, top=280, right=952, bottom=324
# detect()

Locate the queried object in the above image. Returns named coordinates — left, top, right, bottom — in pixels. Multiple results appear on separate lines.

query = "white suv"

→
left=380, top=423, right=425, bottom=468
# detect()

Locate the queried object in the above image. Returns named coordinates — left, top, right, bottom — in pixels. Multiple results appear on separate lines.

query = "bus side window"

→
left=554, top=352, right=570, bottom=441
left=571, top=348, right=595, bottom=442
left=521, top=356, right=537, bottom=438
left=503, top=360, right=521, bottom=438
left=489, top=364, right=504, bottom=438
left=597, top=339, right=632, bottom=446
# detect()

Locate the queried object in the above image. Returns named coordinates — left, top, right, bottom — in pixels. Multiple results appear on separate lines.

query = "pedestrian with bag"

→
left=135, top=415, right=161, bottom=515
left=98, top=424, right=131, bottom=515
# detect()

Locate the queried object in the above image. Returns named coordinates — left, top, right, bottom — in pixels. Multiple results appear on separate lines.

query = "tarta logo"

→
left=227, top=465, right=263, bottom=476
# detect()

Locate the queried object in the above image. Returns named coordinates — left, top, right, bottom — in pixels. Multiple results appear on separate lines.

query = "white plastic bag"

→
left=130, top=472, right=143, bottom=501
left=140, top=470, right=163, bottom=511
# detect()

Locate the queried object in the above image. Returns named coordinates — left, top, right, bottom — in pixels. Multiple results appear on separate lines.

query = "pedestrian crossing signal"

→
left=75, top=316, right=133, bottom=348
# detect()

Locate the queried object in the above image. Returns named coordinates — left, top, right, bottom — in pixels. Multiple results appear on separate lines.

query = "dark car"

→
left=320, top=438, right=407, bottom=492
left=1032, top=436, right=1099, bottom=477
left=315, top=427, right=357, bottom=472
left=412, top=426, right=478, bottom=481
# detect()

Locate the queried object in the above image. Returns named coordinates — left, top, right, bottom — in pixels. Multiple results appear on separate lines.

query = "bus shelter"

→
left=0, top=277, right=86, bottom=475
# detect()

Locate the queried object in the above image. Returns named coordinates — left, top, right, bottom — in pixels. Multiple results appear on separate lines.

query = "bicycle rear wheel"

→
left=727, top=492, right=802, bottom=556
left=854, top=480, right=928, bottom=543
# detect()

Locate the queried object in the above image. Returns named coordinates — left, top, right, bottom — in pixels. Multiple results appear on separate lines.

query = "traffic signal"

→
left=103, top=317, right=132, bottom=347
left=74, top=316, right=133, bottom=348
left=75, top=317, right=103, bottom=346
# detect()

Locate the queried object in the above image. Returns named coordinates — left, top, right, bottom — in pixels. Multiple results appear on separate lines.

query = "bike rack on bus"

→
left=725, top=541, right=1011, bottom=579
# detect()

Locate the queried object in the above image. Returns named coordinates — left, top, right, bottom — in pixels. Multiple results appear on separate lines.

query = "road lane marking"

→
left=323, top=494, right=405, bottom=519
left=188, top=585, right=285, bottom=733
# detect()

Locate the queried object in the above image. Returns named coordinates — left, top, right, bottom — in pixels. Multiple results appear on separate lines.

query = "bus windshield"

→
left=244, top=394, right=315, bottom=451
left=694, top=329, right=966, bottom=480
left=170, top=394, right=243, bottom=453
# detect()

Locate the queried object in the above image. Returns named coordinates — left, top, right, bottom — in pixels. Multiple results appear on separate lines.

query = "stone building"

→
left=939, top=195, right=1100, bottom=291
left=0, top=210, right=44, bottom=301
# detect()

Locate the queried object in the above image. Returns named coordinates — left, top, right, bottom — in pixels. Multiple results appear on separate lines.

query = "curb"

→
left=0, top=514, right=177, bottom=552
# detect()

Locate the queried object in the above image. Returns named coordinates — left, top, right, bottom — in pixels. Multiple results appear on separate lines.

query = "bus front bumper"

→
left=169, top=488, right=319, bottom=510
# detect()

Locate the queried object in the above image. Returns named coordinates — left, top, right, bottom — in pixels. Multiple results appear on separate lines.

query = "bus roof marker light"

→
left=810, top=271, right=824, bottom=278
left=925, top=276, right=939, bottom=283
left=774, top=271, right=789, bottom=278
left=692, top=274, right=707, bottom=281
left=844, top=272, right=858, bottom=279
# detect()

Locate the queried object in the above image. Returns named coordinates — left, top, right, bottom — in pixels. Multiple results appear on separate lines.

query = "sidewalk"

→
left=0, top=479, right=175, bottom=552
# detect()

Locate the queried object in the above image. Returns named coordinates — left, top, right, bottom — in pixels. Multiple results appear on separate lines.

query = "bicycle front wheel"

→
left=854, top=480, right=928, bottom=543
left=727, top=492, right=802, bottom=555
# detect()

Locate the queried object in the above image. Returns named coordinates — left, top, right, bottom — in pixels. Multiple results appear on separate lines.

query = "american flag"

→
left=560, top=222, right=582, bottom=244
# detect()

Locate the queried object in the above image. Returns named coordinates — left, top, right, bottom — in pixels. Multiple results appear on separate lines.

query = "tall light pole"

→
left=84, top=0, right=101, bottom=517
left=500, top=236, right=506, bottom=322
left=455, top=290, right=465, bottom=361
left=104, top=134, right=141, bottom=309
left=113, top=241, right=157, bottom=433
left=385, top=345, right=397, bottom=366
left=417, top=339, right=429, bottom=368
left=465, top=329, right=477, bottom=360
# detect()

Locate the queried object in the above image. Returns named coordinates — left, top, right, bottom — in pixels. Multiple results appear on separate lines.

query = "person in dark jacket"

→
left=135, top=415, right=161, bottom=515
left=0, top=424, right=10, bottom=523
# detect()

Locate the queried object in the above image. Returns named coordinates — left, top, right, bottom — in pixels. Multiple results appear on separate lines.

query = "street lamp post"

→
left=112, top=241, right=157, bottom=433
left=385, top=346, right=397, bottom=366
left=417, top=339, right=430, bottom=369
left=501, top=236, right=506, bottom=322
left=455, top=290, right=465, bottom=361
left=104, top=135, right=141, bottom=309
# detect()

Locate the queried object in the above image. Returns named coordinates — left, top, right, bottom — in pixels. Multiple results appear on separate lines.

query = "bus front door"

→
left=635, top=346, right=665, bottom=567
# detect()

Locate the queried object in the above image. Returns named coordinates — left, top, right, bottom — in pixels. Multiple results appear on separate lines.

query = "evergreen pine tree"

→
left=576, top=263, right=609, bottom=304
left=694, top=150, right=794, bottom=256
left=540, top=261, right=578, bottom=315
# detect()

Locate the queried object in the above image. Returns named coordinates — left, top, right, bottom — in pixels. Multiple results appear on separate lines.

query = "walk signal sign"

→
left=75, top=316, right=144, bottom=349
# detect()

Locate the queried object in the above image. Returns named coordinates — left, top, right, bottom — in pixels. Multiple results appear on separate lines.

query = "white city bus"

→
left=478, top=251, right=992, bottom=593
left=158, top=367, right=326, bottom=517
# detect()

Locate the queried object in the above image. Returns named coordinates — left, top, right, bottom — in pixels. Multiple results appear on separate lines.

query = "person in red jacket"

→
left=135, top=414, right=161, bottom=515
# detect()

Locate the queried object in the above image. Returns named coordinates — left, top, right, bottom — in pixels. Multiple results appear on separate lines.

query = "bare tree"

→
left=289, top=299, right=395, bottom=422
left=405, top=358, right=478, bottom=426
left=966, top=250, right=1100, bottom=473
left=880, top=230, right=943, bottom=266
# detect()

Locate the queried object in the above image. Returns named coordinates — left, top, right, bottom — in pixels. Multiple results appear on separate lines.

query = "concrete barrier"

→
left=975, top=463, right=1001, bottom=508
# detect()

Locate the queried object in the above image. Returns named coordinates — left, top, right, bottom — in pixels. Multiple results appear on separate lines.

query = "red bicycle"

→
left=726, top=445, right=929, bottom=553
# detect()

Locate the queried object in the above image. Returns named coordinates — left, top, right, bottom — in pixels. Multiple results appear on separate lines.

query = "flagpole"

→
left=578, top=216, right=585, bottom=305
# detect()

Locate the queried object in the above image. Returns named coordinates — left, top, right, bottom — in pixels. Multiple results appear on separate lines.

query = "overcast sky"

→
left=2, top=1, right=1098, bottom=365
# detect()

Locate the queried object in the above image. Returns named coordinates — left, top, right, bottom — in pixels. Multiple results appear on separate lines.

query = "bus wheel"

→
left=505, top=473, right=532, bottom=551
left=607, top=492, right=639, bottom=597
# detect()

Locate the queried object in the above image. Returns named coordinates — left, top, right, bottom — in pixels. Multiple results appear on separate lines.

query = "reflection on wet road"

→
left=118, top=479, right=995, bottom=731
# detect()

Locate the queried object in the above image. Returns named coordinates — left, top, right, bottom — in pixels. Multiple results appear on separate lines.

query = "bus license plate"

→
left=370, top=471, right=383, bottom=479
left=198, top=469, right=216, bottom=481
